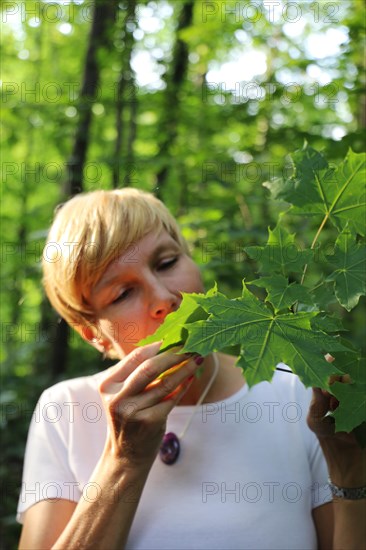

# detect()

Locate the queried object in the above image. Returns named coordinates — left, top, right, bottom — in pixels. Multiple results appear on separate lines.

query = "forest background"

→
left=1, top=0, right=365, bottom=547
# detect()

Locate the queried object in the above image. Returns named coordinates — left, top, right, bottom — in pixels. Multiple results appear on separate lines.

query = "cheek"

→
left=120, top=322, right=141, bottom=351
left=177, top=262, right=204, bottom=293
left=100, top=314, right=141, bottom=336
left=98, top=317, right=143, bottom=356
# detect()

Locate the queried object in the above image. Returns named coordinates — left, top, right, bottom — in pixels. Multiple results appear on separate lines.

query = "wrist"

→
left=96, top=450, right=151, bottom=509
left=317, top=437, right=366, bottom=487
left=328, top=478, right=366, bottom=500
left=102, top=439, right=154, bottom=478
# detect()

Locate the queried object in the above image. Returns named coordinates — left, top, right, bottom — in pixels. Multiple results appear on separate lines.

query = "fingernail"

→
left=329, top=397, right=339, bottom=411
left=151, top=340, right=163, bottom=350
left=187, top=375, right=194, bottom=383
left=194, top=355, right=204, bottom=365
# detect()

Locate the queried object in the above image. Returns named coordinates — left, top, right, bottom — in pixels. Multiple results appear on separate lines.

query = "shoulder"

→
left=39, top=371, right=103, bottom=403
left=32, top=372, right=105, bottom=427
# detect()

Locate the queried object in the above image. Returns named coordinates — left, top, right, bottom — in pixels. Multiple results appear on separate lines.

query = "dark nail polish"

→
left=194, top=355, right=204, bottom=365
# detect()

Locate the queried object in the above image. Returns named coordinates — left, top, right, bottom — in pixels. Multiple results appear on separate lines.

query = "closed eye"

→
left=111, top=288, right=132, bottom=305
left=158, top=257, right=178, bottom=270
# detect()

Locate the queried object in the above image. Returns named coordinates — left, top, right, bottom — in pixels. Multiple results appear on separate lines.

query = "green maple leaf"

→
left=136, top=148, right=365, bottom=436
left=245, top=224, right=313, bottom=276
left=331, top=372, right=366, bottom=433
left=264, top=144, right=328, bottom=210
left=180, top=282, right=344, bottom=388
left=264, top=145, right=366, bottom=236
left=326, top=342, right=366, bottom=432
left=248, top=274, right=314, bottom=312
left=331, top=344, right=364, bottom=384
left=310, top=280, right=339, bottom=309
left=137, top=282, right=362, bottom=432
left=325, top=227, right=366, bottom=311
left=137, top=294, right=204, bottom=351
left=138, top=285, right=215, bottom=351
left=331, top=381, right=366, bottom=433
left=310, top=314, right=345, bottom=334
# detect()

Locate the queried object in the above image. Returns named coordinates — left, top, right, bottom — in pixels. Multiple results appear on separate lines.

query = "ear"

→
left=76, top=323, right=111, bottom=355
left=80, top=324, right=97, bottom=342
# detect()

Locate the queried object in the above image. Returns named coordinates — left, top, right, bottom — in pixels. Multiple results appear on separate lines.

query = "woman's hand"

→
left=307, top=355, right=366, bottom=487
left=98, top=341, right=200, bottom=470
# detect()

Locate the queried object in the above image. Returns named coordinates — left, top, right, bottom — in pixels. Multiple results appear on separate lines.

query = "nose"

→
left=149, top=278, right=180, bottom=320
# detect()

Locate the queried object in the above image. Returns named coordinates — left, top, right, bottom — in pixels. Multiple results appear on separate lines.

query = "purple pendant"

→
left=159, top=432, right=180, bottom=465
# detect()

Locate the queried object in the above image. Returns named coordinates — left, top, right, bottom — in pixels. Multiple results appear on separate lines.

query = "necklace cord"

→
left=178, top=353, right=219, bottom=439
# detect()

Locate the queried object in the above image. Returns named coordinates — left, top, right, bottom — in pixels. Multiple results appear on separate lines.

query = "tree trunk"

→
left=63, top=0, right=119, bottom=197
left=155, top=1, right=194, bottom=198
left=49, top=0, right=118, bottom=381
left=113, top=0, right=137, bottom=188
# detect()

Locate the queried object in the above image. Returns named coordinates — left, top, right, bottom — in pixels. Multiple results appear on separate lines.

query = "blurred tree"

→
left=65, top=0, right=119, bottom=196
left=154, top=0, right=194, bottom=204
left=113, top=0, right=138, bottom=187
left=1, top=1, right=364, bottom=546
left=49, top=0, right=120, bottom=380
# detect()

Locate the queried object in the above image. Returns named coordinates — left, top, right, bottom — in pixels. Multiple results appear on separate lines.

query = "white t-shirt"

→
left=17, top=365, right=332, bottom=549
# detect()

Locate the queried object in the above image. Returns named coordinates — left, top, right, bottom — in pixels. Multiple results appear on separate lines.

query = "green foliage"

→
left=140, top=146, right=366, bottom=438
left=248, top=275, right=314, bottom=313
left=245, top=224, right=314, bottom=276
left=265, top=146, right=366, bottom=236
left=1, top=1, right=365, bottom=546
left=325, top=228, right=366, bottom=311
left=322, top=341, right=366, bottom=433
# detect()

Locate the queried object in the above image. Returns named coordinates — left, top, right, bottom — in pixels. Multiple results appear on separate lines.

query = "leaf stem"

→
left=300, top=155, right=364, bottom=288
left=300, top=213, right=329, bottom=286
left=275, top=366, right=293, bottom=374
left=308, top=280, right=325, bottom=293
left=293, top=213, right=329, bottom=314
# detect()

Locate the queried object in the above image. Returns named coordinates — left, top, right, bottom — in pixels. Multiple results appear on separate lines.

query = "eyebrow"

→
left=96, top=239, right=181, bottom=292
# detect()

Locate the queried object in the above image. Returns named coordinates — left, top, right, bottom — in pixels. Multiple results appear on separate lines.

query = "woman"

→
left=18, top=189, right=365, bottom=549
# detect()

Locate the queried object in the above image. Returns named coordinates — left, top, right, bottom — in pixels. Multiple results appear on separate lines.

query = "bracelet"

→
left=328, top=478, right=366, bottom=500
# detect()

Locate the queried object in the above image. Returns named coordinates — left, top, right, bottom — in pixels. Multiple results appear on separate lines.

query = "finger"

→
left=107, top=374, right=195, bottom=435
left=121, top=353, right=200, bottom=401
left=310, top=388, right=331, bottom=419
left=324, top=353, right=335, bottom=363
left=99, top=341, right=163, bottom=393
left=121, top=350, right=196, bottom=397
left=175, top=375, right=195, bottom=405
left=328, top=373, right=352, bottom=386
left=140, top=376, right=196, bottom=420
left=159, top=374, right=195, bottom=403
left=112, top=343, right=189, bottom=384
left=307, top=388, right=336, bottom=437
left=328, top=374, right=342, bottom=385
left=329, top=396, right=339, bottom=411
left=136, top=360, right=202, bottom=409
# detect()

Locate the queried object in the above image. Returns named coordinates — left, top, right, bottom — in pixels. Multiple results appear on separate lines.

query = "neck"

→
left=177, top=353, right=245, bottom=405
left=159, top=353, right=245, bottom=465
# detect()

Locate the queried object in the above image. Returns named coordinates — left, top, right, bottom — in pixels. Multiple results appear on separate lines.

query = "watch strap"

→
left=328, top=478, right=366, bottom=500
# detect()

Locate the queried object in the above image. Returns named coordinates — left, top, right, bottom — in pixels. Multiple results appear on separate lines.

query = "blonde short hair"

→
left=42, top=188, right=189, bottom=330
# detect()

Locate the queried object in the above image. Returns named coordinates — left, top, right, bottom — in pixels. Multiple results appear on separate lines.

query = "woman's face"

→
left=88, top=229, right=204, bottom=356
